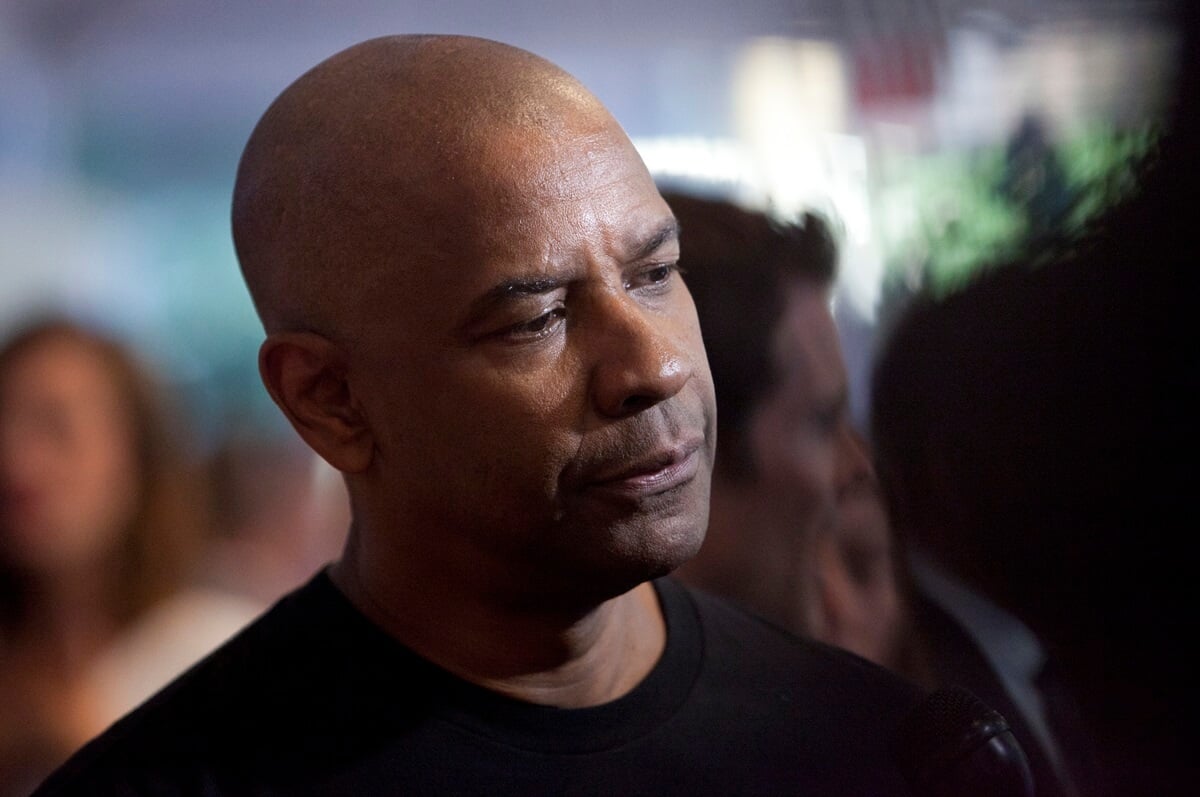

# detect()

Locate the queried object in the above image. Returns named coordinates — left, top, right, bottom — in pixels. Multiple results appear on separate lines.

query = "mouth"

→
left=586, top=438, right=704, bottom=499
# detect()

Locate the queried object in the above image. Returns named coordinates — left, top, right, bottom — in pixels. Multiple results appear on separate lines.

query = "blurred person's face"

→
left=747, top=281, right=901, bottom=662
left=340, top=112, right=716, bottom=601
left=748, top=282, right=867, bottom=547
left=811, top=473, right=903, bottom=666
left=0, top=337, right=140, bottom=574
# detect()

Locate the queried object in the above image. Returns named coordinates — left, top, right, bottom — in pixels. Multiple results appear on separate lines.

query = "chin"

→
left=529, top=522, right=705, bottom=611
left=600, top=511, right=709, bottom=593
left=650, top=519, right=708, bottom=577
left=524, top=485, right=711, bottom=606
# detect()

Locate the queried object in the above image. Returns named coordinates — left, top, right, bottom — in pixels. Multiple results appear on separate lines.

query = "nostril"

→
left=619, top=394, right=657, bottom=415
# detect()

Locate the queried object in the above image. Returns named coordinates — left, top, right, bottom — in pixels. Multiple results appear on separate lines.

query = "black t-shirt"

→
left=35, top=573, right=922, bottom=795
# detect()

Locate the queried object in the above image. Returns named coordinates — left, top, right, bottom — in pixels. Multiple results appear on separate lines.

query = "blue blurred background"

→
left=0, top=0, right=1183, bottom=443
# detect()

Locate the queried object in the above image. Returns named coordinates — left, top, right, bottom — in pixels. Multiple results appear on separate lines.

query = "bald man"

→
left=35, top=36, right=923, bottom=795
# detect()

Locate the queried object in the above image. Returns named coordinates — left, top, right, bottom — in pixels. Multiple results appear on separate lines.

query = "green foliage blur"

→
left=881, top=120, right=1159, bottom=301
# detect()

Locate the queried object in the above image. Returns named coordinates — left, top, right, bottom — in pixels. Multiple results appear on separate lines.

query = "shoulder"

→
left=667, top=573, right=916, bottom=729
left=85, top=587, right=267, bottom=727
left=671, top=576, right=922, bottom=706
left=33, top=570, right=383, bottom=795
left=659, top=578, right=923, bottom=794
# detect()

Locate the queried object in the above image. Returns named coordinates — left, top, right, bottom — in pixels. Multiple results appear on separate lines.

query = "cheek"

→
left=463, top=362, right=582, bottom=481
left=675, top=293, right=711, bottom=364
left=749, top=407, right=832, bottom=502
left=68, top=421, right=141, bottom=538
left=2, top=423, right=139, bottom=568
left=379, top=355, right=584, bottom=499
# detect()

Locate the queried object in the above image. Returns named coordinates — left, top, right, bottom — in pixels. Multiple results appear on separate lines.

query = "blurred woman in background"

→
left=0, top=317, right=213, bottom=794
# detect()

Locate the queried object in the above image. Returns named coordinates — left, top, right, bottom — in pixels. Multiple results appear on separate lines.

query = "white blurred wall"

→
left=0, top=0, right=1181, bottom=436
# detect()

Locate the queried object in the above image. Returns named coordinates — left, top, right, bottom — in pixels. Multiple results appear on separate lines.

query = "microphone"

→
left=895, top=686, right=1035, bottom=797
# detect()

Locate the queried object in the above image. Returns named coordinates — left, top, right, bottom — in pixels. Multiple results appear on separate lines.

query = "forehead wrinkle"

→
left=480, top=121, right=631, bottom=204
left=464, top=122, right=653, bottom=255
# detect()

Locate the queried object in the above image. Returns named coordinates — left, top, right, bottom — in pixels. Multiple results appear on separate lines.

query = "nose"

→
left=587, top=292, right=693, bottom=419
left=837, top=425, right=877, bottom=494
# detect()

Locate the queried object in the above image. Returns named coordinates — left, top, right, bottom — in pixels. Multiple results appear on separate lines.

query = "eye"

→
left=626, top=262, right=681, bottom=292
left=814, top=407, right=842, bottom=437
left=504, top=306, right=566, bottom=342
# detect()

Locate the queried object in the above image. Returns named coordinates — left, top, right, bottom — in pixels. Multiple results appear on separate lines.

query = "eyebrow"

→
left=462, top=219, right=682, bottom=328
left=473, top=275, right=571, bottom=310
left=459, top=275, right=572, bottom=337
left=632, top=219, right=681, bottom=261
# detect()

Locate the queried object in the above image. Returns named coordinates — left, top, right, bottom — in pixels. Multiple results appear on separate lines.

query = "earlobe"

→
left=258, top=333, right=374, bottom=473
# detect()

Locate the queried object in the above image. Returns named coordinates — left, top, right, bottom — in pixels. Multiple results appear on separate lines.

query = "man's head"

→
left=230, top=36, right=715, bottom=607
left=665, top=191, right=899, bottom=660
left=656, top=193, right=837, bottom=480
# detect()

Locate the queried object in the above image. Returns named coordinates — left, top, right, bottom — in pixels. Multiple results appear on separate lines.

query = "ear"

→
left=258, top=332, right=373, bottom=474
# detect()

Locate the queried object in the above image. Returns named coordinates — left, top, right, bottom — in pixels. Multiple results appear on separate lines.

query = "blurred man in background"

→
left=665, top=190, right=910, bottom=671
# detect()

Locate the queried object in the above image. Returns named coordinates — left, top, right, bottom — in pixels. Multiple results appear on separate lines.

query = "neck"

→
left=4, top=564, right=121, bottom=671
left=329, top=531, right=666, bottom=709
left=674, top=475, right=814, bottom=635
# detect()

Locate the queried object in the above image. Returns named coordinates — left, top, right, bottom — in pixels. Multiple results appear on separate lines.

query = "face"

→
left=746, top=283, right=901, bottom=662
left=810, top=472, right=902, bottom=666
left=0, top=337, right=140, bottom=575
left=748, top=283, right=871, bottom=542
left=343, top=113, right=716, bottom=601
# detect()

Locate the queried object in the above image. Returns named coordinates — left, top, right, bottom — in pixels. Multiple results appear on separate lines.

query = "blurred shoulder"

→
left=32, top=571, right=351, bottom=795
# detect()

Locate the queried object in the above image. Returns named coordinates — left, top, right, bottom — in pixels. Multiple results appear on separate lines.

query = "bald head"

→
left=231, top=33, right=711, bottom=611
left=232, top=35, right=619, bottom=335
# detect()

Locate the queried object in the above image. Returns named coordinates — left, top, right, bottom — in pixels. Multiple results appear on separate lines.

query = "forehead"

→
left=469, top=116, right=664, bottom=244
left=348, top=119, right=669, bottom=338
left=0, top=338, right=126, bottom=425
left=3, top=338, right=103, bottom=389
left=772, top=282, right=846, bottom=394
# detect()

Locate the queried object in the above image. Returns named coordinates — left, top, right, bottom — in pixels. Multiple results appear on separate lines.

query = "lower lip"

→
left=591, top=448, right=702, bottom=499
